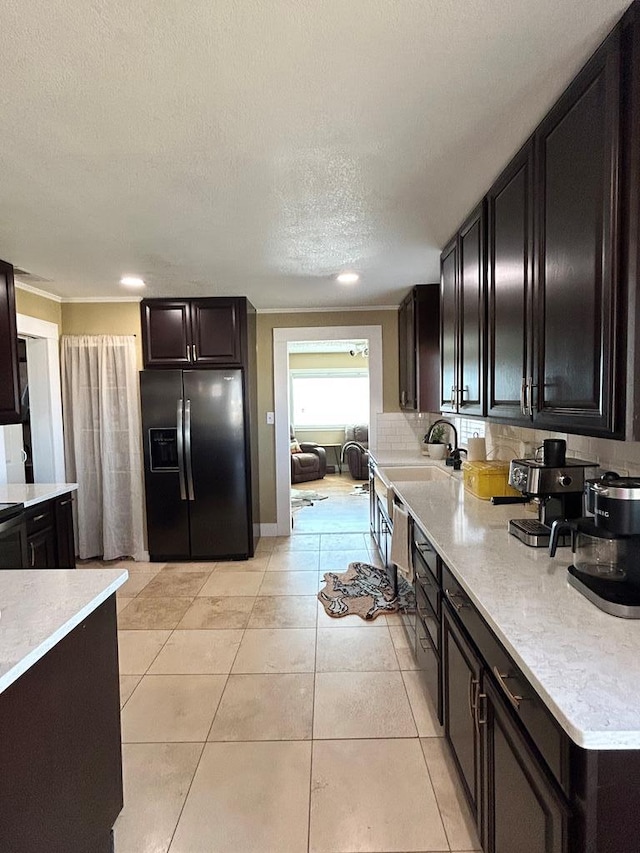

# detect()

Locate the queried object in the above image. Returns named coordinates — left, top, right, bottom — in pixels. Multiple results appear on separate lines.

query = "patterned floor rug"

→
left=318, top=561, right=414, bottom=621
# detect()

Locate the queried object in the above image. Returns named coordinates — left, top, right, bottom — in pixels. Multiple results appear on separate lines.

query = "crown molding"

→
left=257, top=305, right=398, bottom=314
left=61, top=296, right=143, bottom=303
left=14, top=281, right=63, bottom=303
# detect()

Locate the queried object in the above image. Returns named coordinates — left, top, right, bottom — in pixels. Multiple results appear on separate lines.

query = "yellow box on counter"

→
left=462, top=460, right=520, bottom=500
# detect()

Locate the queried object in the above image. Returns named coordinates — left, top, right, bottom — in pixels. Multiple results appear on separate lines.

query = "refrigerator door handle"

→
left=185, top=399, right=195, bottom=501
left=176, top=399, right=187, bottom=501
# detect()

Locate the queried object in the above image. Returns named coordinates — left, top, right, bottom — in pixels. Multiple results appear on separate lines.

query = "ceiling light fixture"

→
left=336, top=272, right=360, bottom=285
left=120, top=275, right=145, bottom=288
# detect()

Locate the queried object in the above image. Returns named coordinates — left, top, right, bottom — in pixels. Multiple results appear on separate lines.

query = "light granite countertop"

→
left=0, top=483, right=78, bottom=508
left=370, top=451, right=640, bottom=750
left=0, top=569, right=127, bottom=695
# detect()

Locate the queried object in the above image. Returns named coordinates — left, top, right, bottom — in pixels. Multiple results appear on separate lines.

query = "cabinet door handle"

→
left=186, top=345, right=190, bottom=361
left=492, top=666, right=523, bottom=710
left=475, top=691, right=487, bottom=731
left=468, top=674, right=479, bottom=721
left=520, top=377, right=527, bottom=416
left=29, top=541, right=35, bottom=567
left=444, top=587, right=467, bottom=612
left=450, top=385, right=456, bottom=408
left=458, top=386, right=467, bottom=408
left=192, top=343, right=197, bottom=361
left=527, top=378, right=536, bottom=417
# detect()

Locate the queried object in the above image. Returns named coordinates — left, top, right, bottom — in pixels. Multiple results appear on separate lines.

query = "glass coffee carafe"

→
left=549, top=519, right=638, bottom=579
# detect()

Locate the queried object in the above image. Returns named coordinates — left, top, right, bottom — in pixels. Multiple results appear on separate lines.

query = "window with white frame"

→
left=290, top=369, right=369, bottom=428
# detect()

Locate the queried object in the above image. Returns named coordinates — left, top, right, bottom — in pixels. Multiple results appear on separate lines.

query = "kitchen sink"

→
left=378, top=465, right=452, bottom=483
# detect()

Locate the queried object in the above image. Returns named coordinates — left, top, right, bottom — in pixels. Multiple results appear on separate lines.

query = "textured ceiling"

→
left=0, top=0, right=630, bottom=308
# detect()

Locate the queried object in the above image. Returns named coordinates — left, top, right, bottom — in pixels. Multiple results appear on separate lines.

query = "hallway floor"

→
left=86, top=533, right=480, bottom=853
left=292, top=472, right=370, bottom=533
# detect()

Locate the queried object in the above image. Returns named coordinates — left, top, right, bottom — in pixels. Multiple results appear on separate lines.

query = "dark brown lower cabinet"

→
left=0, top=597, right=123, bottom=852
left=484, top=678, right=569, bottom=853
left=443, top=601, right=483, bottom=821
left=23, top=493, right=76, bottom=569
left=54, top=493, right=76, bottom=569
left=27, top=523, right=57, bottom=568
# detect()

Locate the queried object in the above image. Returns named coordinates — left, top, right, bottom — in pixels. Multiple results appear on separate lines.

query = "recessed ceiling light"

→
left=336, top=272, right=360, bottom=284
left=120, top=275, right=145, bottom=288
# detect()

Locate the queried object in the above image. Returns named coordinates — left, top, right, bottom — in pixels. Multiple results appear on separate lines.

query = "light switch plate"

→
left=266, top=411, right=275, bottom=424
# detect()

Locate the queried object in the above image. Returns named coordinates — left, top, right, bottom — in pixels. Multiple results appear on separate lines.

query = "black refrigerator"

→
left=140, top=369, right=256, bottom=560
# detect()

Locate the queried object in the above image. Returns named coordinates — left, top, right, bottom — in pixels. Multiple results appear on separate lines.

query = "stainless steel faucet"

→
left=425, top=419, right=458, bottom=451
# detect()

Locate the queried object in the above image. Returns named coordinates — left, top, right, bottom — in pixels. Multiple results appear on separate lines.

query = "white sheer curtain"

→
left=61, top=335, right=145, bottom=561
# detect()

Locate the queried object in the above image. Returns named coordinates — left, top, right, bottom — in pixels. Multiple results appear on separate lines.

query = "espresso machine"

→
left=549, top=472, right=640, bottom=618
left=507, top=441, right=598, bottom=547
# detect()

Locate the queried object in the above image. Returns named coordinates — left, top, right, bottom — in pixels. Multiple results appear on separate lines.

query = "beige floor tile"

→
left=148, top=630, right=243, bottom=674
left=162, top=561, right=218, bottom=572
left=197, top=571, right=264, bottom=597
left=116, top=572, right=157, bottom=597
left=119, top=675, right=142, bottom=708
left=272, top=533, right=321, bottom=551
left=395, top=646, right=421, bottom=670
left=389, top=624, right=412, bottom=650
left=320, top=533, right=371, bottom=551
left=118, top=597, right=194, bottom=630
left=267, top=550, right=320, bottom=572
left=121, top=674, right=226, bottom=742
left=259, top=570, right=322, bottom=596
left=316, top=626, right=398, bottom=672
left=138, top=570, right=211, bottom=598
left=247, top=595, right=317, bottom=628
left=215, top=555, right=270, bottom=572
left=403, top=670, right=443, bottom=738
left=316, top=599, right=388, bottom=628
left=318, top=549, right=373, bottom=572
left=232, top=628, right=316, bottom=673
left=254, top=538, right=276, bottom=553
left=209, top=673, right=314, bottom=741
left=114, top=742, right=202, bottom=853
left=116, top=596, right=135, bottom=614
left=169, top=741, right=311, bottom=853
left=421, top=737, right=482, bottom=851
left=177, top=596, right=255, bottom=629
left=310, top=739, right=448, bottom=853
left=110, top=559, right=166, bottom=572
left=313, top=671, right=417, bottom=739
left=118, top=629, right=172, bottom=674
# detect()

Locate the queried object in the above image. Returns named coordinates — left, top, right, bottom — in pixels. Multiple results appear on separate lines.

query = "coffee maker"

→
left=507, top=441, right=598, bottom=547
left=549, top=473, right=640, bottom=618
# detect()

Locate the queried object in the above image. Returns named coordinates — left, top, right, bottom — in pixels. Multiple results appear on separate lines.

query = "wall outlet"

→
left=266, top=412, right=275, bottom=425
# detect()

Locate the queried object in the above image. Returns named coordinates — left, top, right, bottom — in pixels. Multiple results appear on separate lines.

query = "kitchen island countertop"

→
left=370, top=450, right=640, bottom=750
left=0, top=482, right=78, bottom=507
left=0, top=569, right=127, bottom=695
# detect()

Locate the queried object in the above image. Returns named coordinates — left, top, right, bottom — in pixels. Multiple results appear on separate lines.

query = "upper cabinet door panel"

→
left=535, top=33, right=621, bottom=435
left=141, top=301, right=192, bottom=367
left=440, top=240, right=458, bottom=412
left=191, top=299, right=242, bottom=365
left=487, top=143, right=533, bottom=422
left=0, top=260, right=20, bottom=425
left=459, top=204, right=485, bottom=416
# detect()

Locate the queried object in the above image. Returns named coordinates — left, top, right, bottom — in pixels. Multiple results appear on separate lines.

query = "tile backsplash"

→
left=376, top=412, right=640, bottom=477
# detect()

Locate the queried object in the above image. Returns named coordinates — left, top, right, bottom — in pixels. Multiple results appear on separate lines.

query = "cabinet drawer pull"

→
left=444, top=588, right=467, bottom=612
left=31, top=513, right=47, bottom=523
left=58, top=499, right=72, bottom=507
left=493, top=666, right=523, bottom=710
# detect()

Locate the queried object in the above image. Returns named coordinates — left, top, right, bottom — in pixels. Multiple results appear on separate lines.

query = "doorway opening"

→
left=273, top=325, right=383, bottom=537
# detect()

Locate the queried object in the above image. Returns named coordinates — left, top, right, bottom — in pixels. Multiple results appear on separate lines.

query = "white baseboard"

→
left=259, top=523, right=280, bottom=537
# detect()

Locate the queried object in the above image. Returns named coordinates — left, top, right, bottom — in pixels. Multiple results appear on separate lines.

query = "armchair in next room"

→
left=290, top=425, right=327, bottom=484
left=342, top=424, right=369, bottom=480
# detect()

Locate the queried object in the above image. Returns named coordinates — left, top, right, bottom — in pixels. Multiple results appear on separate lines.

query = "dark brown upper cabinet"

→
left=533, top=28, right=622, bottom=437
left=141, top=297, right=247, bottom=369
left=0, top=260, right=20, bottom=425
left=398, top=284, right=440, bottom=413
left=440, top=203, right=486, bottom=417
left=487, top=141, right=534, bottom=423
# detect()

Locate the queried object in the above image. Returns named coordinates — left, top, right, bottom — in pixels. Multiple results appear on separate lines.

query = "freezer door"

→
left=183, top=369, right=250, bottom=558
left=140, top=370, right=190, bottom=559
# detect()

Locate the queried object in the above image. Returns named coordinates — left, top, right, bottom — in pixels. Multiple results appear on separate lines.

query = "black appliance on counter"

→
left=507, top=449, right=598, bottom=547
left=140, top=370, right=256, bottom=561
left=0, top=503, right=27, bottom=568
left=550, top=473, right=640, bottom=618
